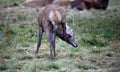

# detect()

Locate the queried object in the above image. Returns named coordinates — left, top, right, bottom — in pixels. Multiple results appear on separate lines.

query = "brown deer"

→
left=71, top=0, right=109, bottom=10
left=54, top=0, right=109, bottom=11
left=22, top=0, right=54, bottom=7
left=36, top=4, right=78, bottom=61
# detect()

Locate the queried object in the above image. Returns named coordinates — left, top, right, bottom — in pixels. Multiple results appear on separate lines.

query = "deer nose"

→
left=73, top=42, right=78, bottom=47
left=74, top=44, right=78, bottom=47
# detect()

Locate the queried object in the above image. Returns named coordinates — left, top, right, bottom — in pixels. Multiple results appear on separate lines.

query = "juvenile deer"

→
left=36, top=4, right=78, bottom=61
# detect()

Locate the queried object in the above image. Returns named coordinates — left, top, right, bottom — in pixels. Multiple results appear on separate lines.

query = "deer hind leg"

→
left=36, top=26, right=43, bottom=54
left=44, top=25, right=56, bottom=61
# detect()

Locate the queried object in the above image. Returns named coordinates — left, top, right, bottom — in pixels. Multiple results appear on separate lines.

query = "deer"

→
left=72, top=0, right=109, bottom=10
left=36, top=4, right=78, bottom=61
left=22, top=0, right=54, bottom=7
left=53, top=0, right=109, bottom=11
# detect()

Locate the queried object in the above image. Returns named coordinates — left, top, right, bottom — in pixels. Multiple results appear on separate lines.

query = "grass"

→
left=0, top=0, right=120, bottom=72
left=0, top=0, right=24, bottom=7
left=75, top=62, right=96, bottom=70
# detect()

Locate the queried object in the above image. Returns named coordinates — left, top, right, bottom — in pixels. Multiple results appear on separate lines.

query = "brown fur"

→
left=38, top=4, right=66, bottom=31
left=83, top=0, right=100, bottom=9
left=22, top=0, right=54, bottom=7
left=54, top=1, right=71, bottom=8
left=71, top=0, right=86, bottom=10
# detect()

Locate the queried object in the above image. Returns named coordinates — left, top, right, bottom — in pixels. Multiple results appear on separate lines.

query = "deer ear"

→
left=66, top=34, right=71, bottom=38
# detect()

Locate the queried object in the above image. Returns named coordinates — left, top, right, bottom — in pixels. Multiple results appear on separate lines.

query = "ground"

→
left=0, top=0, right=120, bottom=72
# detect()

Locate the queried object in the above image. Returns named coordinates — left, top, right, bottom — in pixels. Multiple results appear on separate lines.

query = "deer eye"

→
left=66, top=34, right=71, bottom=38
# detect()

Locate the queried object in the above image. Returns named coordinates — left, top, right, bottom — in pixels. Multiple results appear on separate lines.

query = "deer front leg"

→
left=62, top=23, right=66, bottom=38
left=44, top=26, right=56, bottom=61
left=51, top=33, right=56, bottom=57
left=36, top=26, right=43, bottom=54
left=50, top=32, right=56, bottom=60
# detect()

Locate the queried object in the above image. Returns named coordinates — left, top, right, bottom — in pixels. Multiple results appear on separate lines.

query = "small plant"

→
left=47, top=62, right=60, bottom=70
left=76, top=63, right=88, bottom=70
left=38, top=62, right=60, bottom=70
left=75, top=63, right=94, bottom=70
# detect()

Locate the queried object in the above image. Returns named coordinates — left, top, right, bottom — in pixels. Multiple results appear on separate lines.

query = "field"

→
left=0, top=0, right=120, bottom=72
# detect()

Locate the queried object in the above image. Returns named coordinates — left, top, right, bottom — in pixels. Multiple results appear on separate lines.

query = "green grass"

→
left=73, top=17, right=120, bottom=46
left=75, top=63, right=95, bottom=70
left=0, top=0, right=24, bottom=7
left=0, top=59, right=23, bottom=71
